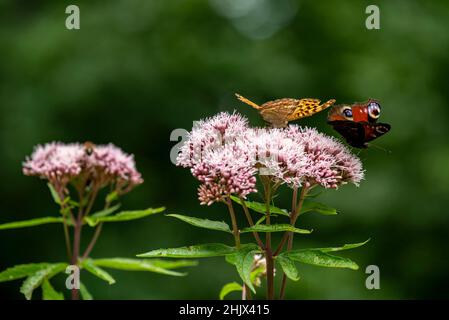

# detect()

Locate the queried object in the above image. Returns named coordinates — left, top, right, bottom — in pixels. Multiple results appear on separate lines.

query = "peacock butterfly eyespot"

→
left=368, top=102, right=381, bottom=119
left=343, top=108, right=353, bottom=118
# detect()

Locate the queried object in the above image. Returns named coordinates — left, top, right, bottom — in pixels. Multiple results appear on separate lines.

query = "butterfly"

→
left=236, top=93, right=336, bottom=128
left=327, top=99, right=391, bottom=148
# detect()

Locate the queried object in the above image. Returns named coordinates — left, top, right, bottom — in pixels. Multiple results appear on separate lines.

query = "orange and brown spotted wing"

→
left=288, top=99, right=336, bottom=121
left=259, top=98, right=300, bottom=127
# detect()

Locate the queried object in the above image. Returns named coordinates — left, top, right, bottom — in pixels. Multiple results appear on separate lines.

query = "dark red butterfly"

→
left=327, top=99, right=391, bottom=148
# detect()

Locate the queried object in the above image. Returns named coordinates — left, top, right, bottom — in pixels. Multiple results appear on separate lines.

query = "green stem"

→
left=71, top=212, right=82, bottom=300
left=238, top=196, right=265, bottom=250
left=262, top=178, right=274, bottom=300
left=226, top=197, right=240, bottom=249
left=81, top=200, right=111, bottom=260
left=279, top=186, right=308, bottom=300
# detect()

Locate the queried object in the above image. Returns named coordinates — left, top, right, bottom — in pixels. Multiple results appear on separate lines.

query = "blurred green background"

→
left=1, top=0, right=448, bottom=299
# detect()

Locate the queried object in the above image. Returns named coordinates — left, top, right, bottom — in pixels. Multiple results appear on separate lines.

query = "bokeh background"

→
left=1, top=0, right=448, bottom=299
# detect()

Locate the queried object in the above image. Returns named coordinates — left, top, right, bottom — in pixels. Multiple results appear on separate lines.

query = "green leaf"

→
left=41, top=279, right=64, bottom=300
left=92, top=258, right=191, bottom=277
left=300, top=201, right=337, bottom=215
left=241, top=224, right=312, bottom=234
left=228, top=245, right=260, bottom=293
left=166, top=214, right=231, bottom=233
left=89, top=204, right=121, bottom=218
left=284, top=250, right=359, bottom=270
left=80, top=282, right=93, bottom=300
left=219, top=282, right=243, bottom=300
left=20, top=263, right=67, bottom=300
left=230, top=196, right=289, bottom=216
left=81, top=259, right=115, bottom=285
left=47, top=183, right=61, bottom=205
left=138, top=243, right=236, bottom=258
left=85, top=207, right=165, bottom=226
left=106, top=191, right=119, bottom=204
left=280, top=240, right=369, bottom=271
left=144, top=259, right=199, bottom=269
left=0, top=217, right=65, bottom=230
left=276, top=255, right=300, bottom=281
left=0, top=263, right=52, bottom=282
left=250, top=265, right=265, bottom=284
left=255, top=216, right=265, bottom=225
left=312, top=239, right=370, bottom=253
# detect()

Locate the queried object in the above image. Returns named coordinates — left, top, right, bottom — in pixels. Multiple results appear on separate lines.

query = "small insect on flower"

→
left=83, top=141, right=95, bottom=156
left=236, top=93, right=336, bottom=128
left=327, top=99, right=391, bottom=149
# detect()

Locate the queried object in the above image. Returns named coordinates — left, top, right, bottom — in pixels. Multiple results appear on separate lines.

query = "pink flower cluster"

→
left=23, top=142, right=143, bottom=194
left=177, top=112, right=364, bottom=205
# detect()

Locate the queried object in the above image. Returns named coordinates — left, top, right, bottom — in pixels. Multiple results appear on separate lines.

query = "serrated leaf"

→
left=0, top=217, right=65, bottom=230
left=41, top=279, right=64, bottom=300
left=138, top=243, right=236, bottom=258
left=85, top=207, right=165, bottom=227
left=219, top=282, right=243, bottom=300
left=80, top=282, right=93, bottom=300
left=229, top=245, right=260, bottom=294
left=0, top=263, right=52, bottom=282
left=284, top=250, right=359, bottom=270
left=167, top=214, right=231, bottom=233
left=20, top=263, right=67, bottom=300
left=230, top=196, right=289, bottom=216
left=47, top=183, right=61, bottom=205
left=241, top=224, right=312, bottom=234
left=81, top=259, right=115, bottom=285
left=89, top=204, right=121, bottom=219
left=92, top=258, right=190, bottom=277
left=300, top=201, right=337, bottom=215
left=312, top=239, right=370, bottom=253
left=276, top=255, right=300, bottom=281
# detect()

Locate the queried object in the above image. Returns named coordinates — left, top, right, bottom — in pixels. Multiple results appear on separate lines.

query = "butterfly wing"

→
left=363, top=122, right=391, bottom=143
left=260, top=99, right=298, bottom=127
left=288, top=99, right=336, bottom=121
left=327, top=120, right=367, bottom=148
left=329, top=121, right=391, bottom=148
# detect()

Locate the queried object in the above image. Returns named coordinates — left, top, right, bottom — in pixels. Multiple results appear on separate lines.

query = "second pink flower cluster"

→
left=177, top=112, right=364, bottom=205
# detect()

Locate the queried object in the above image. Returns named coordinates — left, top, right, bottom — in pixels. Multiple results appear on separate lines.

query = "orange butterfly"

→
left=236, top=93, right=336, bottom=128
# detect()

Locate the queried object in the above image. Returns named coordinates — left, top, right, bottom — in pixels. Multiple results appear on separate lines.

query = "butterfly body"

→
left=83, top=141, right=96, bottom=155
left=236, top=93, right=336, bottom=128
left=327, top=99, right=391, bottom=148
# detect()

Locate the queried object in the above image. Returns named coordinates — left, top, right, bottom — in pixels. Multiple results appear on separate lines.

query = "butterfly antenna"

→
left=235, top=93, right=261, bottom=110
left=369, top=143, right=392, bottom=154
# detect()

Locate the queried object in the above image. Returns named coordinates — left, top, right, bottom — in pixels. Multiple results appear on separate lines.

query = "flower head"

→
left=23, top=142, right=85, bottom=189
left=193, top=143, right=257, bottom=205
left=23, top=142, right=143, bottom=195
left=285, top=126, right=364, bottom=188
left=86, top=143, right=143, bottom=191
left=177, top=112, right=364, bottom=205
left=177, top=112, right=249, bottom=168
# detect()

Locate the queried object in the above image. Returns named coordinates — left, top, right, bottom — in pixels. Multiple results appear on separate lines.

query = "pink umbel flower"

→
left=177, top=112, right=364, bottom=204
left=285, top=126, right=364, bottom=188
left=23, top=142, right=85, bottom=190
left=86, top=144, right=143, bottom=192
left=23, top=142, right=143, bottom=195
left=177, top=112, right=256, bottom=205
left=193, top=144, right=257, bottom=206
left=243, top=127, right=307, bottom=183
left=177, top=112, right=249, bottom=168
